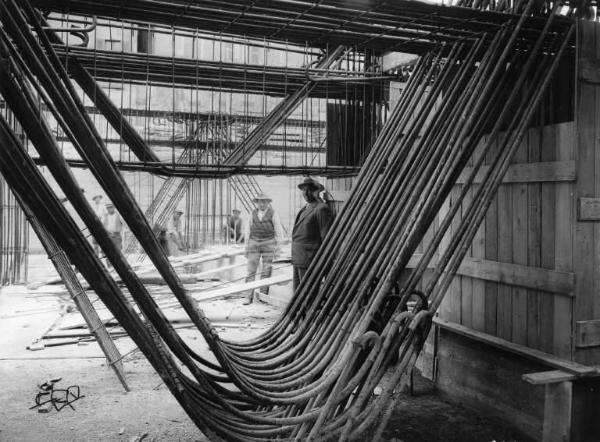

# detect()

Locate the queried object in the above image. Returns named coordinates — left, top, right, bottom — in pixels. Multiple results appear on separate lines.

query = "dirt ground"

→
left=0, top=258, right=531, bottom=442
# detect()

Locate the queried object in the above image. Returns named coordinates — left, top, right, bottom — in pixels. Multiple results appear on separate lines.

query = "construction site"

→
left=0, top=0, right=598, bottom=441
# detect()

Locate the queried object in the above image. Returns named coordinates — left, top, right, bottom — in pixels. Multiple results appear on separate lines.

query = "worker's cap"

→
left=92, top=194, right=103, bottom=201
left=105, top=203, right=114, bottom=208
left=253, top=193, right=272, bottom=202
left=298, top=176, right=324, bottom=191
left=232, top=208, right=241, bottom=213
left=174, top=209, right=184, bottom=214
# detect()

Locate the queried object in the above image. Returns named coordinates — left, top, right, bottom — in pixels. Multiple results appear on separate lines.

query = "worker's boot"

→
left=242, top=291, right=253, bottom=305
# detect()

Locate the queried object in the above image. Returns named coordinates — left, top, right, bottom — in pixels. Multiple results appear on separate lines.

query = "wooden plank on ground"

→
left=190, top=273, right=292, bottom=300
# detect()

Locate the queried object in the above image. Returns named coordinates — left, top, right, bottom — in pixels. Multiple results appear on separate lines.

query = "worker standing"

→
left=102, top=203, right=123, bottom=268
left=291, top=177, right=333, bottom=293
left=243, top=193, right=283, bottom=305
left=91, top=194, right=107, bottom=255
left=167, top=209, right=185, bottom=256
left=224, top=208, right=245, bottom=244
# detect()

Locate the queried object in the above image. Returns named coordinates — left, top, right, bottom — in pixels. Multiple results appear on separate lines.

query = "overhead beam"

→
left=30, top=0, right=570, bottom=53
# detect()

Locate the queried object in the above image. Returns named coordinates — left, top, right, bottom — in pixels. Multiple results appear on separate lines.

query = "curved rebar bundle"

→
left=0, top=0, right=575, bottom=440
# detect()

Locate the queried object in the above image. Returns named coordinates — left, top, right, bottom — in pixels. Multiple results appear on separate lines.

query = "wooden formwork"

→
left=327, top=20, right=600, bottom=442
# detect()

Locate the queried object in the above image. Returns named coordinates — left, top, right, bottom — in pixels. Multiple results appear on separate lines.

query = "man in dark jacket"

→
left=292, top=177, right=333, bottom=293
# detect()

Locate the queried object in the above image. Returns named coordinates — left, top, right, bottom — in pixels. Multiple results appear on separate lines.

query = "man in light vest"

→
left=102, top=202, right=123, bottom=268
left=243, top=193, right=283, bottom=305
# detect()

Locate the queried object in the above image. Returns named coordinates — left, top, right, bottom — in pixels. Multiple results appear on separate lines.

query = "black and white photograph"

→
left=0, top=0, right=595, bottom=441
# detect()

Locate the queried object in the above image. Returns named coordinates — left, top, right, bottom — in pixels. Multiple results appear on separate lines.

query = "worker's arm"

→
left=272, top=209, right=284, bottom=244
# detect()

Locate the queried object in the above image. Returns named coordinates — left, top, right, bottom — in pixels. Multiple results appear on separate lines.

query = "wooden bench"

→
left=434, top=318, right=600, bottom=442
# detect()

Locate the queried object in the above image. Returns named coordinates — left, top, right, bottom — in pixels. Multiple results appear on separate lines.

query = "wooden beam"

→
left=575, top=319, right=600, bottom=348
left=577, top=197, right=600, bottom=221
left=190, top=273, right=292, bottom=300
left=406, top=254, right=575, bottom=295
left=543, top=382, right=572, bottom=442
left=522, top=370, right=579, bottom=385
left=456, top=161, right=575, bottom=184
left=434, top=318, right=599, bottom=376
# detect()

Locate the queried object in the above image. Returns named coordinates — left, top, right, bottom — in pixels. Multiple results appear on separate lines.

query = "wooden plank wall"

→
left=437, top=122, right=575, bottom=360
left=327, top=122, right=577, bottom=361
left=574, top=20, right=600, bottom=365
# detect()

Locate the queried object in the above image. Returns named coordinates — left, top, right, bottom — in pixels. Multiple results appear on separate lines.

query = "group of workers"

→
left=239, top=176, right=334, bottom=304
left=87, top=175, right=333, bottom=298
left=90, top=194, right=185, bottom=258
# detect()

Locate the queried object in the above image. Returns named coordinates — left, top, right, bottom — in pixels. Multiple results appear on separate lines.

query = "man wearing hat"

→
left=243, top=193, right=283, bottom=304
left=102, top=202, right=123, bottom=257
left=167, top=209, right=186, bottom=256
left=91, top=194, right=107, bottom=255
left=291, top=177, right=333, bottom=293
left=224, top=208, right=245, bottom=244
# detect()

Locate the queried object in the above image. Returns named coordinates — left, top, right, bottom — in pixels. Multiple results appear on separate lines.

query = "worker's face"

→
left=232, top=211, right=241, bottom=219
left=174, top=212, right=182, bottom=220
left=107, top=206, right=115, bottom=214
left=256, top=200, right=269, bottom=210
left=302, top=186, right=317, bottom=203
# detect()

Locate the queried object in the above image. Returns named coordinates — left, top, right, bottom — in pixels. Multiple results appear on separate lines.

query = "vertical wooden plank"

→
left=527, top=127, right=542, bottom=350
left=438, top=192, right=453, bottom=320
left=540, top=124, right=557, bottom=354
left=461, top=181, right=474, bottom=328
left=484, top=135, right=498, bottom=336
left=555, top=122, right=574, bottom=359
left=497, top=182, right=513, bottom=341
left=497, top=135, right=513, bottom=342
left=512, top=136, right=528, bottom=345
left=447, top=186, right=463, bottom=324
left=575, top=21, right=598, bottom=365
left=471, top=140, right=486, bottom=332
left=542, top=381, right=572, bottom=442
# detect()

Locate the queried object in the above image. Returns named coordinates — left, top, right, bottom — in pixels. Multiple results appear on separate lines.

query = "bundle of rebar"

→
left=29, top=0, right=571, bottom=52
left=0, top=0, right=575, bottom=441
left=54, top=46, right=387, bottom=98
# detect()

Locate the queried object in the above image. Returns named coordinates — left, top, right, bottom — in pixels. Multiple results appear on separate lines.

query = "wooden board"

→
left=527, top=127, right=542, bottom=350
left=575, top=319, right=600, bottom=348
left=456, top=160, right=576, bottom=184
left=554, top=122, right=574, bottom=359
left=434, top=319, right=598, bottom=376
left=575, top=20, right=599, bottom=365
left=522, top=370, right=578, bottom=385
left=512, top=137, right=529, bottom=346
left=577, top=197, right=600, bottom=221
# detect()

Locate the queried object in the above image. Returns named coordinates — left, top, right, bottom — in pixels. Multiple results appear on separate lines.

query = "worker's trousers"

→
left=245, top=238, right=276, bottom=295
